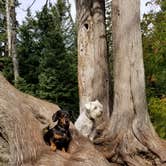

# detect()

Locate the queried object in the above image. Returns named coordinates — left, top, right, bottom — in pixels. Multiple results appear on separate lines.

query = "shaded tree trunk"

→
left=10, top=0, right=19, bottom=82
left=0, top=73, right=110, bottom=166
left=94, top=0, right=166, bottom=165
left=5, top=0, right=19, bottom=81
left=76, top=0, right=111, bottom=118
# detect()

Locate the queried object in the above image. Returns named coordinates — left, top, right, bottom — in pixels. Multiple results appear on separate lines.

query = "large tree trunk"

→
left=0, top=73, right=110, bottom=166
left=94, top=1, right=166, bottom=165
left=76, top=0, right=111, bottom=117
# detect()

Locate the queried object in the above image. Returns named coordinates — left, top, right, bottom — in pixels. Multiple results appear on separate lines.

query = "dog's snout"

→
left=61, top=117, right=69, bottom=124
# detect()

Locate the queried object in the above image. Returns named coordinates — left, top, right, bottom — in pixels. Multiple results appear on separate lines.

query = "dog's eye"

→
left=94, top=130, right=102, bottom=137
left=94, top=106, right=97, bottom=109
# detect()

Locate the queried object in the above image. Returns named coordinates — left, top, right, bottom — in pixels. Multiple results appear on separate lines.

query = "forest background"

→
left=0, top=0, right=165, bottom=138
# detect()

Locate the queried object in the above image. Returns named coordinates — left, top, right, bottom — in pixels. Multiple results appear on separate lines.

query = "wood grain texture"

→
left=76, top=0, right=111, bottom=118
left=0, top=73, right=111, bottom=166
left=93, top=1, right=166, bottom=165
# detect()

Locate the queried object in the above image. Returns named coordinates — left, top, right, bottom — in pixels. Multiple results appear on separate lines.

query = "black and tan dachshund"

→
left=43, top=110, right=71, bottom=152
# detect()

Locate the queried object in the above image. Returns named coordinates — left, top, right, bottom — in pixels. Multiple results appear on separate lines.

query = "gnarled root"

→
left=94, top=122, right=166, bottom=166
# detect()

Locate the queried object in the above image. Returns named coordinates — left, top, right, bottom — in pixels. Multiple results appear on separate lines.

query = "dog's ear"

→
left=94, top=100, right=103, bottom=109
left=52, top=110, right=61, bottom=122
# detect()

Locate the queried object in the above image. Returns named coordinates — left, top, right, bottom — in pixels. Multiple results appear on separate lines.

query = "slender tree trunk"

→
left=10, top=0, right=19, bottom=81
left=5, top=0, right=12, bottom=57
left=5, top=0, right=19, bottom=81
left=76, top=0, right=111, bottom=117
left=95, top=0, right=166, bottom=165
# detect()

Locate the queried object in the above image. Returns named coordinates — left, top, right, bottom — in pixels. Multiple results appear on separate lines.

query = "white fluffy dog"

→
left=74, top=100, right=103, bottom=141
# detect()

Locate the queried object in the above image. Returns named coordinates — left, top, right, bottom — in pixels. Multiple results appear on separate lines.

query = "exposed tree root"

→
left=0, top=74, right=111, bottom=166
left=94, top=124, right=166, bottom=166
left=132, top=122, right=166, bottom=163
left=93, top=107, right=166, bottom=166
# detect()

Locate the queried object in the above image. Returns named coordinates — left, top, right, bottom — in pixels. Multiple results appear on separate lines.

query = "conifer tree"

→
left=17, top=1, right=78, bottom=120
left=37, top=2, right=78, bottom=120
left=17, top=10, right=40, bottom=95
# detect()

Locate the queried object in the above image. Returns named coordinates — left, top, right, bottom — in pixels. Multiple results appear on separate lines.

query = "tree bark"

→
left=5, top=0, right=12, bottom=57
left=76, top=0, right=111, bottom=117
left=5, top=0, right=19, bottom=81
left=10, top=0, right=19, bottom=82
left=94, top=1, right=166, bottom=165
left=0, top=73, right=110, bottom=166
